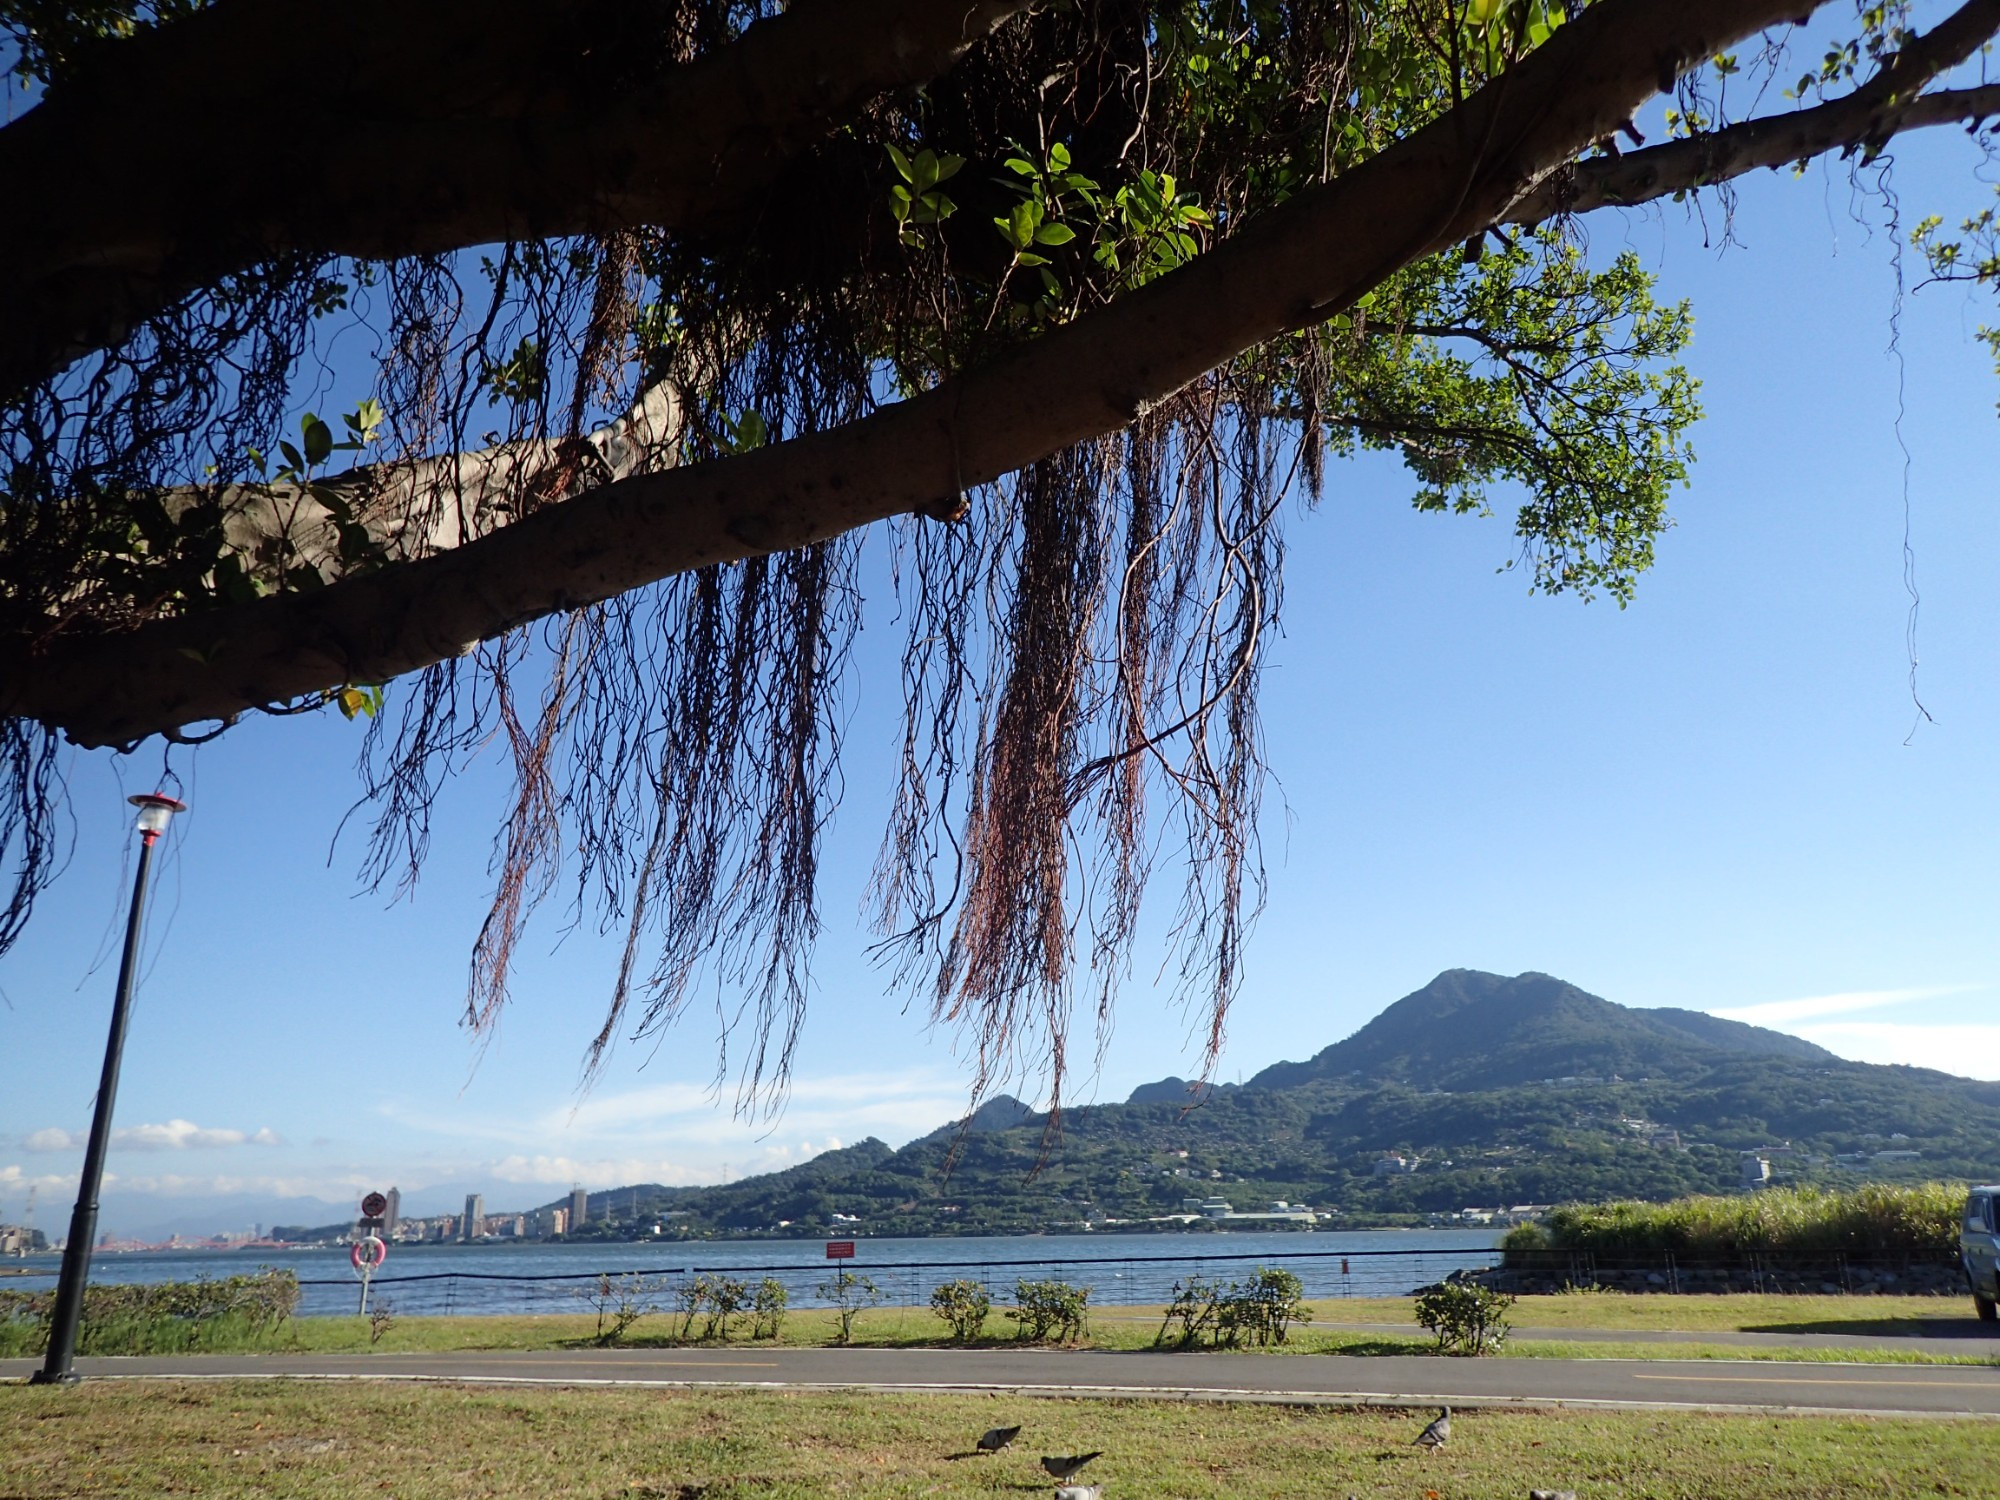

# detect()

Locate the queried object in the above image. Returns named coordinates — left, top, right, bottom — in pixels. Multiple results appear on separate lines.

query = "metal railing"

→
left=276, top=1244, right=1497, bottom=1318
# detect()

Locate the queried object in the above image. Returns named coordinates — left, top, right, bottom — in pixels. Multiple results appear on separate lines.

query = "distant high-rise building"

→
left=569, top=1187, right=588, bottom=1230
left=384, top=1186, right=401, bottom=1237
left=550, top=1207, right=568, bottom=1237
left=462, top=1193, right=485, bottom=1241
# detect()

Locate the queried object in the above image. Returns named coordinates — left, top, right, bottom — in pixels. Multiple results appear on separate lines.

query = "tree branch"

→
left=0, top=0, right=1033, bottom=396
left=0, top=0, right=1832, bottom=747
left=1510, top=0, right=2000, bottom=225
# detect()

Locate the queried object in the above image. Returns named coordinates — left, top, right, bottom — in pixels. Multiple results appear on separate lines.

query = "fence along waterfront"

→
left=279, top=1244, right=1498, bottom=1317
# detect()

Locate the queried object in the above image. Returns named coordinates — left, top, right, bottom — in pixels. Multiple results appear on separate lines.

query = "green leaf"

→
left=301, top=415, right=334, bottom=467
left=934, top=154, right=965, bottom=182
left=1010, top=200, right=1040, bottom=248
left=885, top=143, right=913, bottom=182
left=1048, top=142, right=1071, bottom=170
left=278, top=440, right=305, bottom=473
left=1034, top=222, right=1076, bottom=247
left=913, top=148, right=939, bottom=191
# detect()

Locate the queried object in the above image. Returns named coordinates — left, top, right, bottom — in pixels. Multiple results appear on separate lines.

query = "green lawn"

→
left=2, top=1381, right=1992, bottom=1499
left=10, top=1291, right=1992, bottom=1366
left=223, top=1292, right=1993, bottom=1366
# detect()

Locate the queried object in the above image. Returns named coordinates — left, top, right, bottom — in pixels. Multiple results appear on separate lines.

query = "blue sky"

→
left=5, top=118, right=2000, bottom=1236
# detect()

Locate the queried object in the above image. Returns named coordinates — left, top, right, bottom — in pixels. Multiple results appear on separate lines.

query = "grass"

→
left=8, top=1292, right=1992, bottom=1366
left=1503, top=1182, right=1966, bottom=1260
left=2, top=1381, right=1993, bottom=1499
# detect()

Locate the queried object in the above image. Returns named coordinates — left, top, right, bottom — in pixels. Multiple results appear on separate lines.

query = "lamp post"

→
left=32, top=792, right=185, bottom=1385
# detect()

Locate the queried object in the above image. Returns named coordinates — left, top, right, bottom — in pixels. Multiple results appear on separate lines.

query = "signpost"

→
left=824, top=1240, right=856, bottom=1260
left=353, top=1192, right=390, bottom=1313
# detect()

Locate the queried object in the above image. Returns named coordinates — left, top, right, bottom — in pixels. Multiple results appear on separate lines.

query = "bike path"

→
left=6, top=1345, right=1999, bottom=1418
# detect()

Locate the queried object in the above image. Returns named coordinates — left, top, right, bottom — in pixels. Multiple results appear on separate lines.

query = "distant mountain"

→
left=919, top=1093, right=1041, bottom=1143
left=1125, top=1077, right=1223, bottom=1107
left=1242, top=970, right=1834, bottom=1092
left=264, top=970, right=2000, bottom=1246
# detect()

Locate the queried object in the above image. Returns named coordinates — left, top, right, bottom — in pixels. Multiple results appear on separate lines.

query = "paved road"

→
left=7, top=1346, right=1999, bottom=1418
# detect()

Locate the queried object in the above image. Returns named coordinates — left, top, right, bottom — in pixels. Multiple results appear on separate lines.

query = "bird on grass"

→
left=1413, top=1407, right=1451, bottom=1451
left=1042, top=1452, right=1104, bottom=1482
left=975, top=1425, right=1022, bottom=1454
left=1054, top=1486, right=1101, bottom=1500
left=1528, top=1491, right=1577, bottom=1499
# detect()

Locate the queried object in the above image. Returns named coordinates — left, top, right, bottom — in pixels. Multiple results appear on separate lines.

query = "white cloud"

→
left=0, top=1163, right=75, bottom=1193
left=1711, top=984, right=1982, bottom=1027
left=483, top=1136, right=847, bottom=1190
left=1788, top=1022, right=2000, bottom=1081
left=20, top=1119, right=285, bottom=1153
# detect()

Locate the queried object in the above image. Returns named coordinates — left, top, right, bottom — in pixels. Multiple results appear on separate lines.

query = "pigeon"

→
left=976, top=1425, right=1022, bottom=1454
left=1042, top=1453, right=1104, bottom=1482
left=1528, top=1492, right=1577, bottom=1500
left=1413, top=1407, right=1451, bottom=1450
left=1054, top=1487, right=1101, bottom=1500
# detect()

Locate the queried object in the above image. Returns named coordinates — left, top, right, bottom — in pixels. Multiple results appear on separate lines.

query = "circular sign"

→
left=361, top=1191, right=388, bottom=1218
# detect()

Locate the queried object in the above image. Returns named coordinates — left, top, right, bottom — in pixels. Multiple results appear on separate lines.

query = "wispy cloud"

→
left=381, top=1067, right=970, bottom=1156
left=21, top=1120, right=284, bottom=1152
left=1786, top=1021, right=2000, bottom=1081
left=1711, top=984, right=1983, bottom=1027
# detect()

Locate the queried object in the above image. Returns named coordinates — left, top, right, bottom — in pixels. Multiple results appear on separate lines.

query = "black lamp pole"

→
left=32, top=793, right=184, bottom=1385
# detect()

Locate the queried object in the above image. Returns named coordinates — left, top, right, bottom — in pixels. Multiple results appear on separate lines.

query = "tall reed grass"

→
left=1500, top=1183, right=1963, bottom=1262
left=0, top=1269, right=300, bottom=1357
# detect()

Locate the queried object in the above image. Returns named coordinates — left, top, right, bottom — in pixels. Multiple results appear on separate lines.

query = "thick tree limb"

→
left=166, top=384, right=681, bottom=588
left=1511, top=0, right=2000, bottom=224
left=0, top=0, right=1843, bottom=747
left=0, top=0, right=1032, bottom=396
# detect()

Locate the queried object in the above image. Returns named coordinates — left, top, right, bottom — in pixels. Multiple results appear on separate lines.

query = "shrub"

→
left=1415, top=1281, right=1514, bottom=1355
left=579, top=1272, right=670, bottom=1344
left=1008, top=1278, right=1090, bottom=1343
left=816, top=1270, right=883, bottom=1344
left=670, top=1274, right=751, bottom=1342
left=929, top=1278, right=992, bottom=1342
left=751, top=1278, right=788, bottom=1340
left=1223, top=1266, right=1308, bottom=1347
left=1155, top=1268, right=1309, bottom=1349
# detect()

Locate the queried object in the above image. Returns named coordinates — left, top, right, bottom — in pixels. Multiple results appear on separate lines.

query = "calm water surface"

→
left=5, top=1229, right=1502, bottom=1317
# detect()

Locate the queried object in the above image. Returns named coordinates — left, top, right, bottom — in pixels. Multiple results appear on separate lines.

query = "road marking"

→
left=1634, top=1373, right=2000, bottom=1388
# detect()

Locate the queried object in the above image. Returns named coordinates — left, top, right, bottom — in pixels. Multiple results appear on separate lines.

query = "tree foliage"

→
left=2, top=0, right=1998, bottom=1114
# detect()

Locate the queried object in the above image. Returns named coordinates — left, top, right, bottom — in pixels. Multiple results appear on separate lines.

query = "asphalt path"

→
left=6, top=1345, right=1999, bottom=1418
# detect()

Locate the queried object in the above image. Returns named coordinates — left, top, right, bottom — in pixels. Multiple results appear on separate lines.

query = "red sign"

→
left=361, top=1192, right=388, bottom=1218
left=825, top=1240, right=856, bottom=1260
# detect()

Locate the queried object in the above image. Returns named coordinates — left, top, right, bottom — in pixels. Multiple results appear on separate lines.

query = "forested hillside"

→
left=536, top=972, right=2000, bottom=1241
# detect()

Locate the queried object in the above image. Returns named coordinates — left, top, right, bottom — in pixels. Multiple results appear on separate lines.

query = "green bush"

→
left=1007, top=1278, right=1090, bottom=1343
left=1155, top=1267, right=1309, bottom=1349
left=751, top=1277, right=788, bottom=1340
left=1414, top=1281, right=1514, bottom=1355
left=929, top=1278, right=992, bottom=1342
left=815, top=1270, right=882, bottom=1344
left=1510, top=1183, right=1963, bottom=1263
left=0, top=1269, right=300, bottom=1356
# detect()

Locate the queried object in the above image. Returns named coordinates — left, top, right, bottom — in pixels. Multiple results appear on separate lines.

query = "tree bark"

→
left=0, top=0, right=1032, bottom=396
left=0, top=0, right=1921, bottom=746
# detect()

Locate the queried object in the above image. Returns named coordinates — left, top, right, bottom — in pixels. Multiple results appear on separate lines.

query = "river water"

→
left=2, top=1229, right=1502, bottom=1317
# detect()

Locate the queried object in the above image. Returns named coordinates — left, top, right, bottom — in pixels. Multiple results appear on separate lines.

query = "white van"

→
left=1964, top=1187, right=1999, bottom=1321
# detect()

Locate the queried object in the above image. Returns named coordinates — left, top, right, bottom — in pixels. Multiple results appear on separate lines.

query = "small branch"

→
left=1511, top=0, right=2000, bottom=225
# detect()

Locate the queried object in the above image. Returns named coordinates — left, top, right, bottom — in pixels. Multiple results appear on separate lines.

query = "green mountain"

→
left=1244, top=969, right=1835, bottom=1091
left=502, top=971, right=2000, bottom=1242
